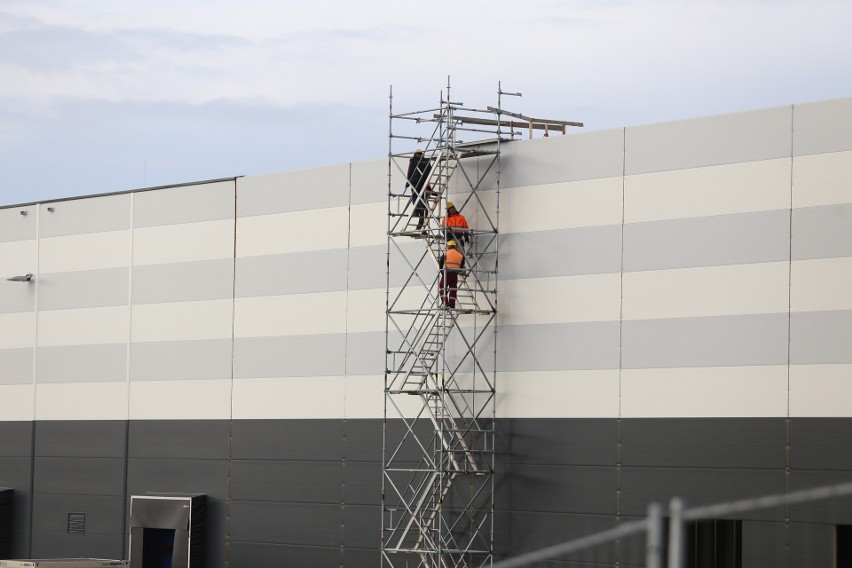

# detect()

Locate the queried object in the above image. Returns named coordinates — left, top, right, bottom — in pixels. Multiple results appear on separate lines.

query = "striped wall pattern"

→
left=1, top=96, right=851, bottom=565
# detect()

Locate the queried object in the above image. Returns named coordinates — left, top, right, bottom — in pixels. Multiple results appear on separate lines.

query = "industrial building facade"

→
left=1, top=95, right=852, bottom=566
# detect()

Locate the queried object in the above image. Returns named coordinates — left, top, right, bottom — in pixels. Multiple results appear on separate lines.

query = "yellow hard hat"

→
left=447, top=240, right=457, bottom=247
left=415, top=148, right=423, bottom=153
left=447, top=202, right=455, bottom=209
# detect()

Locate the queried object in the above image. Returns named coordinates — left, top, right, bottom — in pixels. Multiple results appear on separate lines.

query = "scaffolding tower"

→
left=382, top=82, right=581, bottom=568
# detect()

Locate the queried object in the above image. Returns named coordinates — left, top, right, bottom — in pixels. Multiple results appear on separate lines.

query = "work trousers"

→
left=439, top=271, right=460, bottom=308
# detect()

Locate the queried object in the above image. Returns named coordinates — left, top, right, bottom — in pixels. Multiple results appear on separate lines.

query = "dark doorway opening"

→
left=142, top=528, right=176, bottom=568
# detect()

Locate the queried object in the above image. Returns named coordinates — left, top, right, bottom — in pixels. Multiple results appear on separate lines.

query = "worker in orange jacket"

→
left=442, top=202, right=470, bottom=245
left=438, top=240, right=465, bottom=309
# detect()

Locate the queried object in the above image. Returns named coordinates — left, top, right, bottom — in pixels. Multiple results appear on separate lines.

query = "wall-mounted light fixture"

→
left=47, top=207, right=55, bottom=212
left=6, top=273, right=33, bottom=282
left=19, top=210, right=27, bottom=216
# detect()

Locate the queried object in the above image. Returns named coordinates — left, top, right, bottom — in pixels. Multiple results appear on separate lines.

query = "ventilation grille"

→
left=67, top=512, right=86, bottom=535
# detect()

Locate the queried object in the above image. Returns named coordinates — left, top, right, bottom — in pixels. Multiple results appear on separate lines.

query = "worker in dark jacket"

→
left=438, top=240, right=465, bottom=309
left=406, top=149, right=432, bottom=231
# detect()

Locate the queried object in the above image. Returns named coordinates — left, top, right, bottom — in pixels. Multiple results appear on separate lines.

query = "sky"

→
left=1, top=0, right=851, bottom=206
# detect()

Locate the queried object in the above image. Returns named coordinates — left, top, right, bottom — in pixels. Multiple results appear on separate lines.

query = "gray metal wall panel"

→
left=0, top=207, right=36, bottom=243
left=128, top=420, right=230, bottom=459
left=498, top=464, right=616, bottom=516
left=232, top=419, right=345, bottom=461
left=793, top=96, right=852, bottom=156
left=235, top=249, right=348, bottom=297
left=791, top=418, right=852, bottom=471
left=621, top=418, right=786, bottom=469
left=625, top=105, right=792, bottom=175
left=36, top=344, right=127, bottom=383
left=500, top=226, right=623, bottom=280
left=342, top=418, right=382, bottom=462
left=233, top=334, right=346, bottom=378
left=0, top=457, right=31, bottom=494
left=229, top=500, right=341, bottom=546
left=741, top=521, right=834, bottom=568
left=31, top=493, right=124, bottom=534
left=620, top=467, right=786, bottom=520
left=350, top=243, right=435, bottom=290
left=498, top=419, right=618, bottom=466
left=133, top=181, right=235, bottom=227
left=741, top=521, right=791, bottom=568
left=33, top=457, right=125, bottom=495
left=341, top=504, right=379, bottom=549
left=0, top=280, right=36, bottom=314
left=504, top=512, right=617, bottom=562
left=237, top=164, right=351, bottom=217
left=342, top=461, right=380, bottom=506
left=130, top=339, right=232, bottom=381
left=229, top=541, right=340, bottom=567
left=622, top=313, right=789, bottom=369
left=37, top=268, right=129, bottom=311
left=500, top=129, right=625, bottom=188
left=789, top=470, right=852, bottom=524
left=498, top=322, right=621, bottom=372
left=0, top=348, right=33, bottom=385
left=231, top=461, right=343, bottom=503
left=132, top=259, right=233, bottom=304
left=350, top=158, right=388, bottom=205
left=624, top=209, right=791, bottom=273
left=345, top=331, right=385, bottom=376
left=35, top=421, right=126, bottom=458
left=792, top=203, right=852, bottom=261
left=38, top=194, right=131, bottom=238
left=0, top=422, right=33, bottom=456
left=30, top=531, right=124, bottom=560
left=790, top=310, right=852, bottom=364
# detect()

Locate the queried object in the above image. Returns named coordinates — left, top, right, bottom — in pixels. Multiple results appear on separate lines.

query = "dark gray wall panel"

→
left=505, top=511, right=617, bottom=562
left=130, top=339, right=232, bottom=381
left=501, top=129, right=625, bottom=188
left=0, top=207, right=36, bottom=242
left=625, top=105, right=792, bottom=175
left=0, top=422, right=33, bottom=456
left=498, top=464, right=616, bottom=516
left=498, top=419, right=617, bottom=466
left=342, top=419, right=383, bottom=462
left=235, top=249, right=348, bottom=297
left=31, top=531, right=124, bottom=560
left=0, top=348, right=33, bottom=385
left=132, top=259, right=234, bottom=304
left=0, top=458, right=32, bottom=494
left=624, top=209, right=790, bottom=272
left=229, top=500, right=341, bottom=547
left=741, top=521, right=790, bottom=568
left=789, top=470, right=852, bottom=524
left=233, top=334, right=346, bottom=378
left=38, top=194, right=131, bottom=238
left=742, top=521, right=834, bottom=568
left=792, top=204, right=852, bottom=261
left=620, top=467, right=786, bottom=520
left=34, top=457, right=124, bottom=495
left=341, top=504, right=378, bottom=549
left=341, top=547, right=378, bottom=567
left=500, top=226, right=623, bottom=280
left=621, top=418, right=786, bottom=469
left=786, top=521, right=834, bottom=568
left=342, top=461, right=380, bottom=506
left=0, top=281, right=36, bottom=314
left=37, top=268, right=129, bottom=311
left=791, top=418, right=852, bottom=471
left=622, top=313, right=789, bottom=369
left=498, top=322, right=621, bottom=372
left=36, top=344, right=127, bottom=384
left=35, top=421, right=126, bottom=458
left=791, top=311, right=852, bottom=365
left=31, top=493, right=124, bottom=534
left=231, top=460, right=343, bottom=503
left=133, top=181, right=235, bottom=227
left=345, top=331, right=385, bottom=376
left=229, top=541, right=340, bottom=567
left=232, top=419, right=345, bottom=461
left=237, top=163, right=351, bottom=217
left=793, top=97, right=852, bottom=156
left=128, top=420, right=229, bottom=460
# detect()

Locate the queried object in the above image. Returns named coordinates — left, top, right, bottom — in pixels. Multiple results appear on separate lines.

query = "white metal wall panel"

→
left=0, top=348, right=33, bottom=384
left=348, top=202, right=386, bottom=248
left=621, top=366, right=788, bottom=418
left=501, top=177, right=623, bottom=233
left=792, top=96, right=852, bottom=156
left=38, top=230, right=131, bottom=274
left=37, top=306, right=130, bottom=346
left=131, top=300, right=234, bottom=343
left=132, top=219, right=234, bottom=266
left=38, top=194, right=131, bottom=238
left=625, top=158, right=792, bottom=223
left=500, top=274, right=621, bottom=326
left=789, top=364, right=852, bottom=417
left=35, top=382, right=129, bottom=421
left=36, top=344, right=127, bottom=383
left=791, top=150, right=852, bottom=208
left=497, top=370, right=620, bottom=419
left=234, top=292, right=347, bottom=338
left=133, top=181, right=235, bottom=227
left=236, top=207, right=349, bottom=257
left=231, top=376, right=345, bottom=419
left=0, top=239, right=37, bottom=276
left=0, top=385, right=35, bottom=420
left=343, top=375, right=386, bottom=419
left=0, top=312, right=36, bottom=349
left=237, top=166, right=350, bottom=217
left=790, top=258, right=852, bottom=312
left=350, top=158, right=396, bottom=205
left=0, top=205, right=37, bottom=242
left=129, top=379, right=233, bottom=420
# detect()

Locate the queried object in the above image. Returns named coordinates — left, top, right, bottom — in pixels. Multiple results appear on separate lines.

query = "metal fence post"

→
left=646, top=502, right=663, bottom=568
left=667, top=497, right=685, bottom=568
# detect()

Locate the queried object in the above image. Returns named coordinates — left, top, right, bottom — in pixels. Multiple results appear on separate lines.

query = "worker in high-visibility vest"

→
left=442, top=202, right=471, bottom=245
left=438, top=240, right=465, bottom=309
